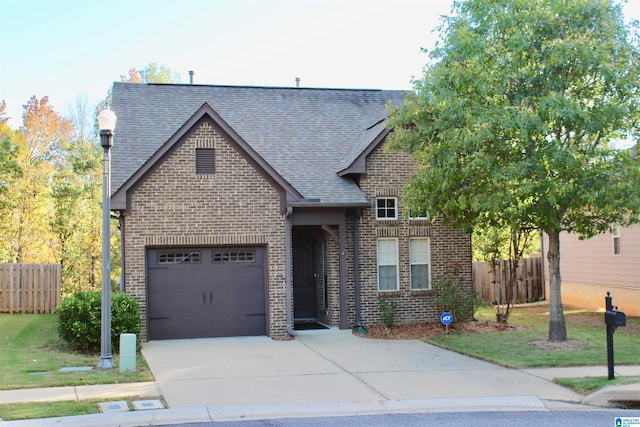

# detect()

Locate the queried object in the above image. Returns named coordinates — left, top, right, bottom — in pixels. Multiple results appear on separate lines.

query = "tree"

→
left=120, top=62, right=181, bottom=84
left=388, top=0, right=640, bottom=341
left=473, top=223, right=538, bottom=323
left=0, top=103, right=23, bottom=261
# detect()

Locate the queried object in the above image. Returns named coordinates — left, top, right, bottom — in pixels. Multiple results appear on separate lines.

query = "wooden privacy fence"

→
left=0, top=264, right=61, bottom=314
left=472, top=257, right=544, bottom=304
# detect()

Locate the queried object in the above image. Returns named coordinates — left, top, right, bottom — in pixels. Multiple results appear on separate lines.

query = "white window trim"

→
left=377, top=238, right=399, bottom=291
left=408, top=212, right=430, bottom=221
left=612, top=224, right=621, bottom=256
left=376, top=197, right=398, bottom=220
left=409, top=237, right=431, bottom=290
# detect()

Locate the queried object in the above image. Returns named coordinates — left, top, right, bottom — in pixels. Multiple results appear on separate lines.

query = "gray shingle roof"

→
left=110, top=82, right=408, bottom=205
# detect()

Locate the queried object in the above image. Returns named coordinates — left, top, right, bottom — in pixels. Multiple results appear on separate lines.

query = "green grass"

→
left=0, top=398, right=112, bottom=421
left=0, top=396, right=166, bottom=421
left=427, top=304, right=640, bottom=369
left=0, top=314, right=153, bottom=390
left=554, top=376, right=640, bottom=394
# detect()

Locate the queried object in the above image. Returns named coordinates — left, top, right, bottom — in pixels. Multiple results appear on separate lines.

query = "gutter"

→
left=284, top=207, right=296, bottom=337
left=287, top=201, right=370, bottom=209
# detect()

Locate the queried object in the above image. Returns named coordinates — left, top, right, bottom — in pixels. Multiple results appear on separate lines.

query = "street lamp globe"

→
left=98, top=108, right=117, bottom=132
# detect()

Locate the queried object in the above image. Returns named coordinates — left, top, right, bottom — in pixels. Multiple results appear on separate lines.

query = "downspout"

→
left=118, top=213, right=125, bottom=293
left=285, top=207, right=296, bottom=337
left=354, top=211, right=363, bottom=329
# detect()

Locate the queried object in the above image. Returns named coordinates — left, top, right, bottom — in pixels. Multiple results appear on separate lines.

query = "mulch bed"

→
left=355, top=320, right=517, bottom=340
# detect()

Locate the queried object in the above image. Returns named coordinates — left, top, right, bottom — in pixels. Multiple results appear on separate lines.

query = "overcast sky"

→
left=2, top=0, right=639, bottom=129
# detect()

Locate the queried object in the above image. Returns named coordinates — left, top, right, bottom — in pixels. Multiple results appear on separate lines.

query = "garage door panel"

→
left=147, top=247, right=266, bottom=340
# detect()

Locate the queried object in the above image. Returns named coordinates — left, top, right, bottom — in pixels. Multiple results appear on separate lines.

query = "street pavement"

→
left=1, top=329, right=639, bottom=426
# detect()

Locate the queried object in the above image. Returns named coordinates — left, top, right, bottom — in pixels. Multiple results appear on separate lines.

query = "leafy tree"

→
left=21, top=96, right=73, bottom=164
left=472, top=225, right=539, bottom=262
left=120, top=62, right=181, bottom=84
left=0, top=104, right=24, bottom=261
left=388, top=0, right=640, bottom=341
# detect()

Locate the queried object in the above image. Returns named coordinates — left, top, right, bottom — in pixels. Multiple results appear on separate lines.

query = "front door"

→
left=293, top=239, right=316, bottom=320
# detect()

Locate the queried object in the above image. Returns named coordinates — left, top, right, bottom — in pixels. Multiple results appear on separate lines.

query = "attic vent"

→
left=196, top=148, right=215, bottom=174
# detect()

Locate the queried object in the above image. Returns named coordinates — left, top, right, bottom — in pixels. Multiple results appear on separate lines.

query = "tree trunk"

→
left=547, top=229, right=567, bottom=341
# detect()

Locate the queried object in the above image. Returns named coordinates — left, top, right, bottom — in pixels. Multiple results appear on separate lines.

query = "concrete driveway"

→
left=141, top=330, right=582, bottom=409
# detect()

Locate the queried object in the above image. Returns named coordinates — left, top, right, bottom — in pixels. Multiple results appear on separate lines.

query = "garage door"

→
left=147, top=247, right=266, bottom=340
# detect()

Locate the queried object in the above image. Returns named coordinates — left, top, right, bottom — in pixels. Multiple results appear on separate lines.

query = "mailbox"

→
left=605, top=310, right=626, bottom=328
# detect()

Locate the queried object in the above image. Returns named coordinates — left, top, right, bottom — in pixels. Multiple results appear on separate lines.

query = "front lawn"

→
left=0, top=314, right=153, bottom=390
left=426, top=304, right=640, bottom=369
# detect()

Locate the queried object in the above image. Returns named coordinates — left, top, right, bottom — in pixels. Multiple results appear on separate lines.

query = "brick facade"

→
left=356, top=143, right=473, bottom=326
left=121, top=118, right=472, bottom=339
left=122, top=120, right=289, bottom=340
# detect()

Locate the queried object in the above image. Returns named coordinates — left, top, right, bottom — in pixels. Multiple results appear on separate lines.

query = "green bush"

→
left=378, top=297, right=398, bottom=328
left=57, top=291, right=141, bottom=352
left=432, top=278, right=476, bottom=323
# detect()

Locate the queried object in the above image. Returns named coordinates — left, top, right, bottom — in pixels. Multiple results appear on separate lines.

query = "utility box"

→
left=119, top=333, right=137, bottom=373
left=605, top=310, right=626, bottom=328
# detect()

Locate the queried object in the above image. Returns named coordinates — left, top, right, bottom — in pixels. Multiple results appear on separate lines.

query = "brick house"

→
left=110, top=82, right=472, bottom=341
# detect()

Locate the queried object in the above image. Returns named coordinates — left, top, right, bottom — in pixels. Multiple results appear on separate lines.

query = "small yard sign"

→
left=440, top=312, right=453, bottom=333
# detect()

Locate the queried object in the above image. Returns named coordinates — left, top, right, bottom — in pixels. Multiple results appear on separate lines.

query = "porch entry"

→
left=293, top=230, right=328, bottom=328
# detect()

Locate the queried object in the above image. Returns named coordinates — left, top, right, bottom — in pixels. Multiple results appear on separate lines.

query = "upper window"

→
left=410, top=238, right=431, bottom=290
left=377, top=238, right=399, bottom=291
left=376, top=197, right=397, bottom=220
left=612, top=224, right=621, bottom=255
left=196, top=148, right=215, bottom=175
left=408, top=205, right=430, bottom=221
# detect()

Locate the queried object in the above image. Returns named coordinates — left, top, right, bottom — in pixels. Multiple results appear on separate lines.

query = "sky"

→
left=2, top=0, right=640, bottom=129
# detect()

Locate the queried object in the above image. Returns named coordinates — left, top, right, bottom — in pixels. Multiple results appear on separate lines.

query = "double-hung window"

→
left=377, top=238, right=399, bottom=291
left=410, top=238, right=431, bottom=290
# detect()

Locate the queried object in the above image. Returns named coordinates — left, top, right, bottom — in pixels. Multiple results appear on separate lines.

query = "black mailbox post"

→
left=605, top=292, right=626, bottom=380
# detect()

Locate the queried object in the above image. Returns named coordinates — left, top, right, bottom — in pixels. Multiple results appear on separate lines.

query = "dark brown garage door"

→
left=147, top=247, right=266, bottom=340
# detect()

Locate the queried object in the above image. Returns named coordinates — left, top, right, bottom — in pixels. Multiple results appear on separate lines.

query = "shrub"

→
left=432, top=278, right=476, bottom=323
left=378, top=297, right=397, bottom=328
left=57, top=290, right=141, bottom=352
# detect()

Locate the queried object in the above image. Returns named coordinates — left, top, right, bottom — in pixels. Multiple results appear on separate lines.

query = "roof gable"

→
left=111, top=102, right=302, bottom=210
left=338, top=119, right=390, bottom=176
left=111, top=83, right=408, bottom=207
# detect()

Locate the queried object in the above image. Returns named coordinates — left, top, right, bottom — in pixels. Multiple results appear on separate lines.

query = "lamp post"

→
left=97, top=108, right=116, bottom=370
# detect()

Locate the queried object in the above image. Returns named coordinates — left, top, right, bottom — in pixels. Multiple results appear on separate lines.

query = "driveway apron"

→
left=141, top=331, right=582, bottom=408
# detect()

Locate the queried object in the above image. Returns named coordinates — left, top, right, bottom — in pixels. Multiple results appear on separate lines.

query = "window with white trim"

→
left=410, top=238, right=431, bottom=290
left=612, top=224, right=621, bottom=255
left=377, top=238, right=399, bottom=291
left=376, top=197, right=397, bottom=220
left=408, top=206, right=430, bottom=221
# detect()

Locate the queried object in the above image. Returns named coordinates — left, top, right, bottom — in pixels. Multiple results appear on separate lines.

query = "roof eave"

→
left=338, top=127, right=391, bottom=177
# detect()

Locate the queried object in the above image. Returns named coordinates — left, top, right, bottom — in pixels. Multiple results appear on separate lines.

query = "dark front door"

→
left=147, top=247, right=266, bottom=340
left=293, top=239, right=317, bottom=320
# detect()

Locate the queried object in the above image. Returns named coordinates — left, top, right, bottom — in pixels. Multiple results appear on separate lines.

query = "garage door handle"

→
left=210, top=292, right=213, bottom=304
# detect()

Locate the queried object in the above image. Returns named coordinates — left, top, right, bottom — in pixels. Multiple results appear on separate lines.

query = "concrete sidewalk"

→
left=1, top=330, right=639, bottom=426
